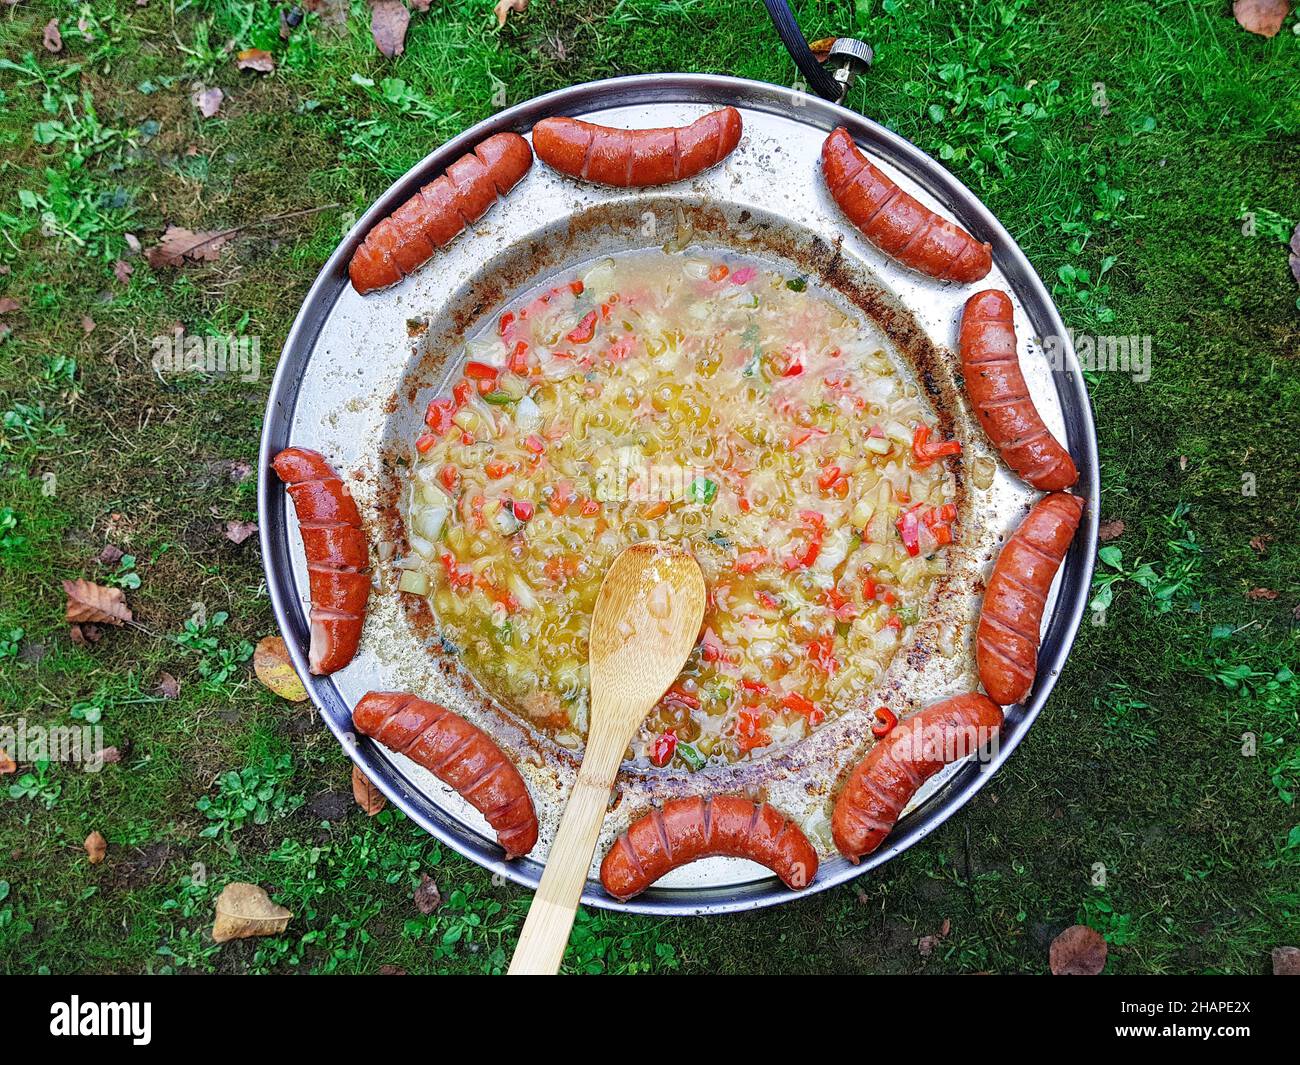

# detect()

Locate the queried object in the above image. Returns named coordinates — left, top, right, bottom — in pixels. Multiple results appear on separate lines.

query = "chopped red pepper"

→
left=414, top=432, right=437, bottom=454
left=708, top=263, right=730, bottom=282
left=566, top=311, right=597, bottom=344
left=740, top=678, right=769, bottom=696
left=548, top=479, right=577, bottom=516
left=498, top=311, right=514, bottom=335
left=781, top=692, right=824, bottom=725
left=911, top=425, right=962, bottom=468
left=507, top=341, right=531, bottom=375
left=485, top=460, right=515, bottom=479
left=896, top=509, right=921, bottom=557
left=439, top=464, right=458, bottom=492
left=439, top=553, right=474, bottom=592
left=663, top=685, right=701, bottom=710
left=862, top=575, right=877, bottom=601
left=511, top=500, right=534, bottom=522
left=756, top=590, right=781, bottom=611
left=464, top=360, right=498, bottom=381
left=807, top=637, right=838, bottom=674
left=817, top=465, right=842, bottom=491
left=736, top=707, right=770, bottom=753
left=650, top=730, right=677, bottom=768
left=452, top=381, right=472, bottom=407
left=424, top=396, right=456, bottom=434
left=871, top=706, right=898, bottom=738
left=579, top=498, right=601, bottom=517
left=734, top=548, right=770, bottom=574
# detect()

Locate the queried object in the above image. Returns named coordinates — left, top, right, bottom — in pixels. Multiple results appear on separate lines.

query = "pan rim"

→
left=258, top=72, right=1100, bottom=916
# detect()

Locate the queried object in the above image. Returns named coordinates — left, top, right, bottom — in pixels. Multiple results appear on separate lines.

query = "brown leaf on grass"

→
left=807, top=36, right=838, bottom=62
left=1233, top=0, right=1290, bottom=37
left=192, top=86, right=224, bottom=118
left=124, top=233, right=142, bottom=254
left=1290, top=223, right=1300, bottom=288
left=43, top=19, right=63, bottom=53
left=371, top=0, right=410, bottom=57
left=377, top=964, right=407, bottom=975
left=1049, top=925, right=1107, bottom=975
left=414, top=872, right=442, bottom=915
left=155, top=671, right=180, bottom=699
left=84, top=830, right=107, bottom=864
left=224, top=519, right=258, bottom=545
left=253, top=636, right=309, bottom=702
left=235, top=48, right=275, bottom=74
left=494, top=0, right=528, bottom=27
left=1274, top=946, right=1300, bottom=975
left=145, top=226, right=232, bottom=269
left=1249, top=535, right=1272, bottom=555
left=0, top=297, right=19, bottom=314
left=352, top=764, right=387, bottom=816
left=113, top=259, right=134, bottom=285
left=69, top=623, right=104, bottom=646
left=81, top=315, right=95, bottom=333
left=1097, top=520, right=1125, bottom=542
left=97, top=543, right=124, bottom=565
left=98, top=747, right=123, bottom=765
left=212, top=882, right=292, bottom=943
left=410, top=0, right=432, bottom=10
left=1247, top=587, right=1279, bottom=600
left=0, top=749, right=16, bottom=775
left=63, top=579, right=132, bottom=626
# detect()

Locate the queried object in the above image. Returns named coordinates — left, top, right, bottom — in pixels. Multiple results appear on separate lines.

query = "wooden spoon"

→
left=508, top=541, right=706, bottom=975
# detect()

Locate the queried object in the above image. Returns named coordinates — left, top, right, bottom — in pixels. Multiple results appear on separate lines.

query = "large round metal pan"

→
left=258, top=74, right=1099, bottom=915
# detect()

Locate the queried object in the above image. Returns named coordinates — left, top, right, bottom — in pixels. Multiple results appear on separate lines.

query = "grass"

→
left=0, top=0, right=1297, bottom=974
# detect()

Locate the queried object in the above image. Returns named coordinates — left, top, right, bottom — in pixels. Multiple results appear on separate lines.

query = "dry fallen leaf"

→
left=1097, top=520, right=1125, bottom=542
left=236, top=48, right=275, bottom=73
left=145, top=225, right=233, bottom=269
left=253, top=636, right=309, bottom=702
left=1249, top=535, right=1272, bottom=555
left=807, top=36, right=838, bottom=62
left=43, top=18, right=63, bottom=52
left=1049, top=925, right=1107, bottom=975
left=414, top=872, right=441, bottom=915
left=84, top=830, right=107, bottom=864
left=212, top=882, right=292, bottom=944
left=97, top=544, right=125, bottom=566
left=1233, top=0, right=1290, bottom=37
left=0, top=297, right=19, bottom=314
left=224, top=519, right=258, bottom=545
left=113, top=259, right=134, bottom=285
left=377, top=964, right=407, bottom=975
left=410, top=0, right=432, bottom=10
left=371, top=0, right=410, bottom=57
left=352, top=764, right=387, bottom=816
left=1247, top=587, right=1279, bottom=600
left=80, top=315, right=95, bottom=334
left=97, top=747, right=123, bottom=765
left=69, top=623, right=104, bottom=646
left=1290, top=222, right=1300, bottom=288
left=494, top=0, right=528, bottom=27
left=193, top=86, right=224, bottom=118
left=0, top=748, right=16, bottom=775
left=155, top=671, right=180, bottom=699
left=63, top=579, right=132, bottom=626
left=1273, top=946, right=1300, bottom=975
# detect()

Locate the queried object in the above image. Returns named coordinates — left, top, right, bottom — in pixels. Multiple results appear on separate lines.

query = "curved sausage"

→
left=353, top=691, right=538, bottom=858
left=600, top=795, right=817, bottom=900
left=821, top=127, right=992, bottom=283
left=832, top=693, right=1004, bottom=862
left=272, top=447, right=370, bottom=675
left=531, top=107, right=742, bottom=188
left=960, top=290, right=1078, bottom=491
left=348, top=132, right=533, bottom=294
left=977, top=492, right=1086, bottom=706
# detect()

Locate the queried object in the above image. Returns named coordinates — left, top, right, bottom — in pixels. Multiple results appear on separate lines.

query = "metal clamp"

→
left=761, top=0, right=873, bottom=102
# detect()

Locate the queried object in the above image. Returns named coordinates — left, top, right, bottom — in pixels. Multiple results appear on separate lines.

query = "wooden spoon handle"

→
left=508, top=740, right=622, bottom=975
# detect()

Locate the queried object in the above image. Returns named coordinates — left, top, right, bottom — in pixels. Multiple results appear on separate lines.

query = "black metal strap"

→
left=762, top=0, right=844, bottom=101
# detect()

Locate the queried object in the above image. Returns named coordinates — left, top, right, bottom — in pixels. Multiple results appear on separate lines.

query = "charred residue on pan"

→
left=372, top=196, right=978, bottom=804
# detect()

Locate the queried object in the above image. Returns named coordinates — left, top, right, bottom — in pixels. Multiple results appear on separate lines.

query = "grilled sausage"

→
left=977, top=492, right=1086, bottom=706
left=531, top=107, right=742, bottom=188
left=272, top=447, right=370, bottom=675
left=821, top=127, right=992, bottom=283
left=600, top=795, right=817, bottom=900
left=353, top=691, right=538, bottom=858
left=348, top=132, right=533, bottom=294
left=832, top=693, right=1003, bottom=862
left=960, top=289, right=1078, bottom=491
